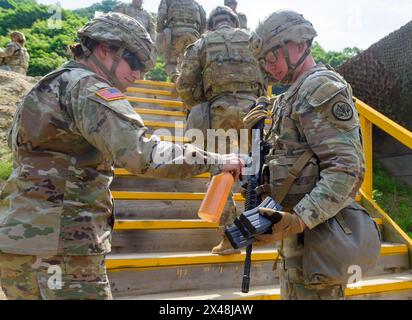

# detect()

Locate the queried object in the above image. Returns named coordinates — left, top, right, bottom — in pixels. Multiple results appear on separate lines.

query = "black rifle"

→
left=227, top=97, right=271, bottom=293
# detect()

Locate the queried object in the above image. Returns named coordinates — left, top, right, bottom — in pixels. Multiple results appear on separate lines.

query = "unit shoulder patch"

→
left=332, top=101, right=353, bottom=121
left=95, top=88, right=126, bottom=101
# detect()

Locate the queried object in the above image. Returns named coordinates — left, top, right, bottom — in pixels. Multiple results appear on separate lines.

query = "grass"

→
left=0, top=146, right=12, bottom=181
left=372, top=161, right=412, bottom=239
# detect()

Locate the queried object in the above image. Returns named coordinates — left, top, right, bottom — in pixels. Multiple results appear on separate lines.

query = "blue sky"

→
left=37, top=0, right=412, bottom=51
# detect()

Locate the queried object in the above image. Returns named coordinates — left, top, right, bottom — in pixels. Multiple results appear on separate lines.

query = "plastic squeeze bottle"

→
left=197, top=172, right=235, bottom=223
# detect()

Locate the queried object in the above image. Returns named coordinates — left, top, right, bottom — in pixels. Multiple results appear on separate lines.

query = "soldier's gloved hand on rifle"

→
left=243, top=96, right=270, bottom=130
left=254, top=208, right=307, bottom=245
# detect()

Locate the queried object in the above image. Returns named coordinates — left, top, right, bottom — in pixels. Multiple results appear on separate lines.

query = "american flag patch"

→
left=95, top=88, right=125, bottom=101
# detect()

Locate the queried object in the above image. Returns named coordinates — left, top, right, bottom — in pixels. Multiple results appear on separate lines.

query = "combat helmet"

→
left=78, top=12, right=156, bottom=73
left=224, top=0, right=237, bottom=5
left=10, top=31, right=26, bottom=44
left=249, top=10, right=317, bottom=83
left=208, top=6, right=240, bottom=31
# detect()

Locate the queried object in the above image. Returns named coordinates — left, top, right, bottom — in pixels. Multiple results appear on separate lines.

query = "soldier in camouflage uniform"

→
left=0, top=12, right=243, bottom=300
left=245, top=10, right=365, bottom=299
left=177, top=6, right=266, bottom=255
left=224, top=0, right=247, bottom=29
left=113, top=0, right=156, bottom=41
left=0, top=31, right=29, bottom=75
left=156, top=0, right=207, bottom=82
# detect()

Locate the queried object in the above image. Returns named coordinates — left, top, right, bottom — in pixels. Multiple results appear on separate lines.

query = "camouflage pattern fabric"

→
left=177, top=26, right=265, bottom=109
left=165, top=32, right=199, bottom=80
left=0, top=61, right=223, bottom=257
left=177, top=23, right=264, bottom=227
left=0, top=252, right=111, bottom=300
left=113, top=2, right=156, bottom=41
left=237, top=12, right=248, bottom=29
left=156, top=0, right=206, bottom=79
left=264, top=63, right=365, bottom=299
left=0, top=41, right=29, bottom=75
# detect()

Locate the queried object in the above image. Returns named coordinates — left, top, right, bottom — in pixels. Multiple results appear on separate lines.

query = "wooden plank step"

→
left=144, top=120, right=184, bottom=129
left=112, top=191, right=245, bottom=201
left=136, top=79, right=174, bottom=88
left=146, top=134, right=189, bottom=143
left=121, top=272, right=412, bottom=300
left=127, top=87, right=172, bottom=96
left=106, top=244, right=407, bottom=270
left=135, top=108, right=186, bottom=117
left=114, top=219, right=218, bottom=230
left=113, top=218, right=383, bottom=231
left=127, top=96, right=183, bottom=108
left=113, top=168, right=209, bottom=179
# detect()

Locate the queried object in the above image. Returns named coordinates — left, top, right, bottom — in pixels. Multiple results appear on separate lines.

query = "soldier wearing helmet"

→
left=0, top=12, right=243, bottom=300
left=177, top=6, right=266, bottom=255
left=156, top=0, right=207, bottom=82
left=0, top=31, right=30, bottom=75
left=244, top=10, right=366, bottom=299
left=114, top=0, right=156, bottom=41
left=224, top=0, right=247, bottom=29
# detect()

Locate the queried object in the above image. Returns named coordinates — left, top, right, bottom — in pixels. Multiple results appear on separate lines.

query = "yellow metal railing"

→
left=356, top=97, right=412, bottom=197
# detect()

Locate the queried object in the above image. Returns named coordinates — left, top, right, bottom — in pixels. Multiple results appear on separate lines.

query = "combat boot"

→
left=211, top=235, right=241, bottom=255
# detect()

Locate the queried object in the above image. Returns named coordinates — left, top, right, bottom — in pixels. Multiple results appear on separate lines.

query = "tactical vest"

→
left=261, top=65, right=352, bottom=210
left=167, top=0, right=201, bottom=29
left=203, top=27, right=264, bottom=99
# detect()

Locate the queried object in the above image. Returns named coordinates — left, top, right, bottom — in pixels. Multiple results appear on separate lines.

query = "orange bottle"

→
left=198, top=172, right=235, bottom=223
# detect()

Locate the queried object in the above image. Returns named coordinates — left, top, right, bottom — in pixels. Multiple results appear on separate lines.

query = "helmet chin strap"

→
left=279, top=43, right=311, bottom=84
left=88, top=46, right=126, bottom=90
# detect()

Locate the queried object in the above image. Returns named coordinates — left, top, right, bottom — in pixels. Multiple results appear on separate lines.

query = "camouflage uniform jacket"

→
left=176, top=25, right=265, bottom=108
left=156, top=0, right=206, bottom=35
left=0, top=61, right=223, bottom=256
left=0, top=41, right=29, bottom=74
left=113, top=3, right=156, bottom=41
left=265, top=63, right=365, bottom=229
left=237, top=12, right=247, bottom=30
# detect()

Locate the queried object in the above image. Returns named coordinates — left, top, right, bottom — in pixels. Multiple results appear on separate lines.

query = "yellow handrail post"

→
left=360, top=115, right=373, bottom=197
left=267, top=85, right=273, bottom=97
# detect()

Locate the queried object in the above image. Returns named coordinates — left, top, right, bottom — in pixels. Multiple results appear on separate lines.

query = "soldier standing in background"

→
left=224, top=0, right=247, bottom=29
left=156, top=0, right=207, bottom=83
left=0, top=31, right=29, bottom=75
left=246, top=10, right=366, bottom=299
left=0, top=12, right=243, bottom=300
left=177, top=6, right=265, bottom=255
left=113, top=0, right=156, bottom=41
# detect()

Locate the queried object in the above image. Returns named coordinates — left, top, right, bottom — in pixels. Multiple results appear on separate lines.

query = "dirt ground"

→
left=0, top=70, right=37, bottom=155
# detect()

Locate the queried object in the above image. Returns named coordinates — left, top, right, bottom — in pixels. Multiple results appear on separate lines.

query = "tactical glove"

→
left=243, top=96, right=271, bottom=130
left=254, top=208, right=306, bottom=244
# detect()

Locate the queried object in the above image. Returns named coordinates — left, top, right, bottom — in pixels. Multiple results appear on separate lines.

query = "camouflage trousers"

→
left=277, top=235, right=345, bottom=300
left=208, top=96, right=254, bottom=229
left=0, top=252, right=112, bottom=300
left=164, top=31, right=199, bottom=80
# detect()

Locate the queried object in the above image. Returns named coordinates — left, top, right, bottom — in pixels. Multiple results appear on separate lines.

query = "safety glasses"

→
left=122, top=49, right=143, bottom=71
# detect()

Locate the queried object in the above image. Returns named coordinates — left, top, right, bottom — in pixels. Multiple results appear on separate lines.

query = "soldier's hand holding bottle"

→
left=219, top=154, right=245, bottom=181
